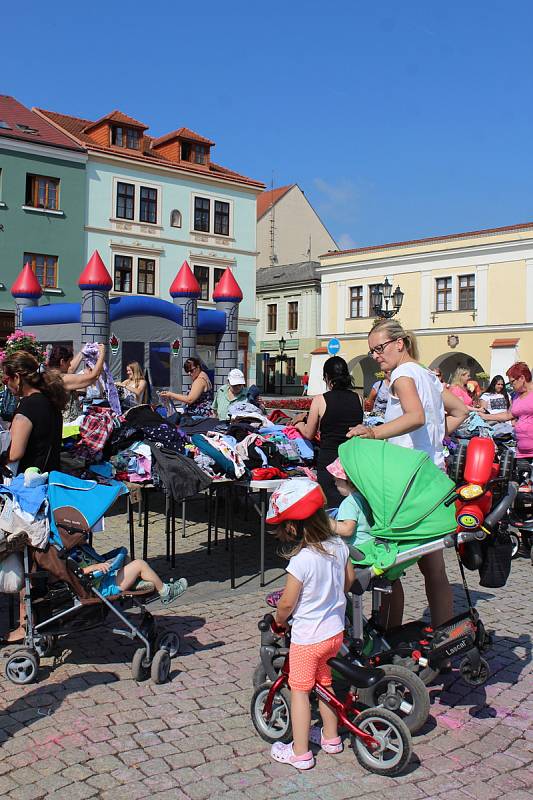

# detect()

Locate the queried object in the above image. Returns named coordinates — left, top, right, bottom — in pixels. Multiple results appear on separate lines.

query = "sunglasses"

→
left=368, top=339, right=397, bottom=356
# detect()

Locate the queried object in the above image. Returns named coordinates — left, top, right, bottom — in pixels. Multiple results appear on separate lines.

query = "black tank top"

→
left=319, top=389, right=363, bottom=456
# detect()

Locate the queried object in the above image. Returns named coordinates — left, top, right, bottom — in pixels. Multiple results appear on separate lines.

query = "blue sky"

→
left=4, top=1, right=533, bottom=249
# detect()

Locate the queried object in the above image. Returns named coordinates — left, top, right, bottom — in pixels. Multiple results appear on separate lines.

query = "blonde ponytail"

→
left=370, top=318, right=419, bottom=360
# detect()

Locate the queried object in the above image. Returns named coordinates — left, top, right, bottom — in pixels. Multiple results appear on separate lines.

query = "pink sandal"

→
left=309, top=726, right=343, bottom=754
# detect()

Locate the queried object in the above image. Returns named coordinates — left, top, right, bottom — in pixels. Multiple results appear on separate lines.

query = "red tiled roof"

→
left=0, top=95, right=83, bottom=152
left=152, top=127, right=214, bottom=147
left=491, top=338, right=519, bottom=348
left=11, top=263, right=43, bottom=298
left=257, top=184, right=295, bottom=220
left=83, top=110, right=148, bottom=132
left=34, top=108, right=263, bottom=189
left=320, top=220, right=533, bottom=258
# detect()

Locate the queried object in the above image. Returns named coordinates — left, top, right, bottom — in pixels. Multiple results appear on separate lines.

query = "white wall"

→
left=257, top=186, right=337, bottom=268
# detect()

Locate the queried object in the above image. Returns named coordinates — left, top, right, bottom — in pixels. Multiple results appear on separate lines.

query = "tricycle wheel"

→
left=250, top=682, right=292, bottom=743
left=131, top=647, right=150, bottom=682
left=151, top=649, right=171, bottom=684
left=351, top=708, right=412, bottom=775
left=5, top=649, right=39, bottom=685
left=357, top=663, right=430, bottom=734
left=460, top=655, right=490, bottom=686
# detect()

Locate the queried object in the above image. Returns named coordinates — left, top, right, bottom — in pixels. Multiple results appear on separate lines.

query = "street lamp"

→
left=278, top=336, right=286, bottom=395
left=372, top=277, right=404, bottom=318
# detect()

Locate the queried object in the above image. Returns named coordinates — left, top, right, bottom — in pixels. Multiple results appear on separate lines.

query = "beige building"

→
left=256, top=261, right=320, bottom=394
left=257, top=184, right=337, bottom=268
left=318, top=221, right=533, bottom=394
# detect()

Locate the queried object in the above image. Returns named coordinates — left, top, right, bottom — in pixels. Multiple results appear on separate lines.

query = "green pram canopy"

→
left=338, top=438, right=457, bottom=577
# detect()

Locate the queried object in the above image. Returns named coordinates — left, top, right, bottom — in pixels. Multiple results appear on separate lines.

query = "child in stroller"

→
left=2, top=470, right=188, bottom=686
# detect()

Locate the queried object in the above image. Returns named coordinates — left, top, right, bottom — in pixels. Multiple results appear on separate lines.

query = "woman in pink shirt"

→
left=478, top=362, right=533, bottom=459
left=449, top=368, right=474, bottom=407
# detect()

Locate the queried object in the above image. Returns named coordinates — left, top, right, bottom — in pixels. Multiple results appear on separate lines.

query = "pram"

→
left=2, top=471, right=182, bottom=686
left=338, top=436, right=517, bottom=687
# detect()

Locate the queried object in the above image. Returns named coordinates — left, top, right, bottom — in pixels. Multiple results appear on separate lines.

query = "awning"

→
left=491, top=338, right=519, bottom=348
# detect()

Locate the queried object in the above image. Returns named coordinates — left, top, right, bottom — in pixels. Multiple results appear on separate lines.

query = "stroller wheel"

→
left=131, top=647, right=150, bottom=682
left=155, top=631, right=181, bottom=659
left=460, top=655, right=490, bottom=686
left=151, top=649, right=171, bottom=684
left=356, top=664, right=430, bottom=734
left=34, top=635, right=57, bottom=659
left=508, top=531, right=521, bottom=559
left=5, top=649, right=39, bottom=685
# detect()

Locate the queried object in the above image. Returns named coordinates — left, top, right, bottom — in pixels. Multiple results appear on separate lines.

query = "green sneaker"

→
left=159, top=578, right=188, bottom=607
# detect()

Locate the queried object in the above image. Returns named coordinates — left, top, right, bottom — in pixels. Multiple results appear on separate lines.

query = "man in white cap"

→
left=212, top=368, right=248, bottom=420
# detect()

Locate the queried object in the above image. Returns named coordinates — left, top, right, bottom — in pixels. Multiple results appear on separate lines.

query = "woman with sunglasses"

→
left=293, top=356, right=363, bottom=507
left=478, top=362, right=533, bottom=460
left=159, top=357, right=213, bottom=418
left=347, top=319, right=468, bottom=631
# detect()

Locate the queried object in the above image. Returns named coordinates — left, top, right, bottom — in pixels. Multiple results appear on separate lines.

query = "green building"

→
left=0, top=95, right=86, bottom=334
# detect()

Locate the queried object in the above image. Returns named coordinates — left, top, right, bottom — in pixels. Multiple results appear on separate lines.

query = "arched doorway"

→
left=429, top=352, right=486, bottom=387
left=347, top=354, right=382, bottom=397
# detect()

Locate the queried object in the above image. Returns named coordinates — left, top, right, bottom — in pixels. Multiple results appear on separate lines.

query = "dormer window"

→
left=111, top=125, right=141, bottom=150
left=17, top=123, right=38, bottom=134
left=181, top=142, right=208, bottom=164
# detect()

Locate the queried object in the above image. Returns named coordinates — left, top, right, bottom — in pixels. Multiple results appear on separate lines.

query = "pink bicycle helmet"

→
left=326, top=457, right=347, bottom=481
left=266, top=478, right=325, bottom=525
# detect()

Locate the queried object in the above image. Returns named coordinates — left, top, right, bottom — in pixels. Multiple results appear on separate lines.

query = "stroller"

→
left=338, top=436, right=517, bottom=686
left=2, top=471, right=181, bottom=686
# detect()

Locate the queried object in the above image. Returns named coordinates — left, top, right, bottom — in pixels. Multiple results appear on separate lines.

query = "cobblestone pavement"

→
left=0, top=493, right=532, bottom=799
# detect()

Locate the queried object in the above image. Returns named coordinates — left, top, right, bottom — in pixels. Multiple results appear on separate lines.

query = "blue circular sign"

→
left=327, top=338, right=341, bottom=356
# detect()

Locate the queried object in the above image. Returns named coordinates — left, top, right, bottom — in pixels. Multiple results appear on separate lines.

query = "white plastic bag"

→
left=0, top=552, right=23, bottom=593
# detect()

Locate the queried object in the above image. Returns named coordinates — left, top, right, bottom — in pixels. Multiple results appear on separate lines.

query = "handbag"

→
left=478, top=530, right=513, bottom=588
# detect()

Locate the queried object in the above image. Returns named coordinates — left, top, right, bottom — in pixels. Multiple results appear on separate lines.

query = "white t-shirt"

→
left=385, top=362, right=445, bottom=468
left=286, top=536, right=348, bottom=645
left=480, top=392, right=508, bottom=414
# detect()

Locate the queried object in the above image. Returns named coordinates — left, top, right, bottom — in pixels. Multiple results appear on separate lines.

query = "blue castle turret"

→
left=11, top=262, right=43, bottom=328
left=213, top=268, right=242, bottom=391
left=78, top=251, right=113, bottom=352
left=169, top=260, right=201, bottom=394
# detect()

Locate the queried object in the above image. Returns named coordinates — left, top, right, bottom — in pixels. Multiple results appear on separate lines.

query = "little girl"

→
left=326, top=457, right=374, bottom=549
left=266, top=478, right=355, bottom=770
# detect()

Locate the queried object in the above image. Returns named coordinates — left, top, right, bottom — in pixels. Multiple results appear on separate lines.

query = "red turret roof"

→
left=78, top=251, right=113, bottom=290
left=213, top=268, right=243, bottom=303
left=11, top=263, right=43, bottom=299
left=169, top=260, right=201, bottom=298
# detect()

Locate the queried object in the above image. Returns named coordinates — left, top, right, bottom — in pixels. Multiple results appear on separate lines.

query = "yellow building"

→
left=318, top=220, right=533, bottom=393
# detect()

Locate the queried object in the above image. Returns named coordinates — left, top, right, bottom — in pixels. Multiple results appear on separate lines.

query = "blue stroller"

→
left=3, top=471, right=181, bottom=686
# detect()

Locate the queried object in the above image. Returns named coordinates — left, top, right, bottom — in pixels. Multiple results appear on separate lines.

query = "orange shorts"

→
left=288, top=631, right=344, bottom=692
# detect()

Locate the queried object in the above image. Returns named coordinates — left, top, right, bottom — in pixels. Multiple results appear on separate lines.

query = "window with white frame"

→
left=435, top=277, right=452, bottom=311
left=192, top=264, right=229, bottom=301
left=288, top=301, right=298, bottom=331
left=458, top=274, right=475, bottom=310
left=114, top=179, right=160, bottom=225
left=350, top=286, right=363, bottom=318
left=113, top=254, right=158, bottom=295
left=267, top=303, right=277, bottom=332
left=192, top=194, right=232, bottom=236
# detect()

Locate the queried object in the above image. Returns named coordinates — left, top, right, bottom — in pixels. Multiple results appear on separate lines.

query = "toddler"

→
left=266, top=478, right=355, bottom=770
left=326, top=457, right=373, bottom=548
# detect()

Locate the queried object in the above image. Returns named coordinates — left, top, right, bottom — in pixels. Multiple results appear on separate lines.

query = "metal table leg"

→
left=165, top=495, right=170, bottom=562
left=260, top=488, right=267, bottom=587
left=171, top=496, right=176, bottom=569
left=142, top=488, right=149, bottom=561
left=128, top=494, right=135, bottom=559
left=182, top=499, right=186, bottom=539
left=229, top=484, right=235, bottom=589
left=207, top=485, right=213, bottom=555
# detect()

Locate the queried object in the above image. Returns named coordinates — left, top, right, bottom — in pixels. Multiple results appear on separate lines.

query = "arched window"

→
left=170, top=209, right=182, bottom=228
